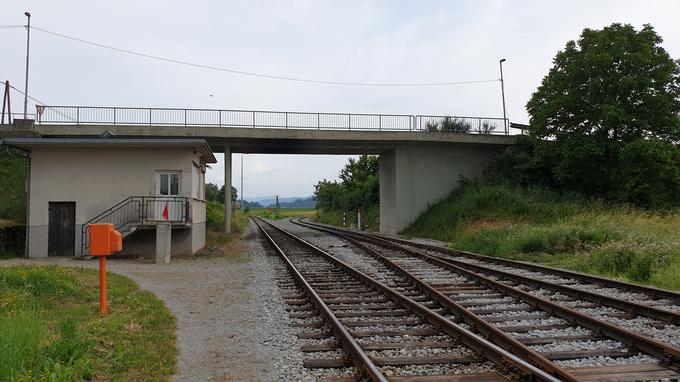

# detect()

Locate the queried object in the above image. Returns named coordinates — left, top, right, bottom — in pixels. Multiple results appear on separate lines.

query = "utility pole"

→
left=499, top=58, right=508, bottom=134
left=23, top=12, right=31, bottom=119
left=2, top=81, right=11, bottom=124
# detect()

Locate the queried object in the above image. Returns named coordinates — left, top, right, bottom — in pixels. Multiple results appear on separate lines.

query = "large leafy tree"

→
left=526, top=23, right=680, bottom=196
left=315, top=155, right=379, bottom=212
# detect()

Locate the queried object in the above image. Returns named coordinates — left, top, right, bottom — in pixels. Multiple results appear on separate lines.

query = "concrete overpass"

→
left=2, top=106, right=518, bottom=234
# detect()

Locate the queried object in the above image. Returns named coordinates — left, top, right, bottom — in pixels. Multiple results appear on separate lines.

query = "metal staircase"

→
left=80, top=196, right=189, bottom=255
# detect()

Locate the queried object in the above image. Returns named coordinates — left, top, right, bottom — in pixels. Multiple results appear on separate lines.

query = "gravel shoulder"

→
left=0, top=222, right=306, bottom=382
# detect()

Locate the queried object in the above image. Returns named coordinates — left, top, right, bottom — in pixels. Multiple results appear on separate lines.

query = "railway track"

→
left=252, top=217, right=562, bottom=381
left=288, top=218, right=680, bottom=381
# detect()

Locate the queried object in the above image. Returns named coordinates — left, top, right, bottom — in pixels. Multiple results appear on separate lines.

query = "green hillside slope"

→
left=402, top=179, right=680, bottom=291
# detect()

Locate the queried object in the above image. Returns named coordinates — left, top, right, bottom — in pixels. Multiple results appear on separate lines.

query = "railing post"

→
left=218, top=110, right=222, bottom=127
left=76, top=107, right=80, bottom=125
left=149, top=109, right=152, bottom=126
left=348, top=114, right=351, bottom=131
left=184, top=109, right=188, bottom=127
left=285, top=112, right=288, bottom=129
left=317, top=113, right=320, bottom=130
left=185, top=197, right=189, bottom=223
left=252, top=111, right=255, bottom=128
left=113, top=108, right=116, bottom=125
left=379, top=115, right=382, bottom=131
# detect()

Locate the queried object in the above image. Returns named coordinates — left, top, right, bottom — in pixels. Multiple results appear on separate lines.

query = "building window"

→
left=192, top=165, right=203, bottom=199
left=158, top=171, right=180, bottom=196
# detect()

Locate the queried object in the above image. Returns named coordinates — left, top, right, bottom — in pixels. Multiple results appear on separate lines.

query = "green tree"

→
left=611, top=139, right=680, bottom=207
left=315, top=155, right=379, bottom=212
left=204, top=183, right=238, bottom=203
left=526, top=23, right=680, bottom=198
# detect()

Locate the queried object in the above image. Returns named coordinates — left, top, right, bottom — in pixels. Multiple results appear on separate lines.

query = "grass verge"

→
left=402, top=179, right=680, bottom=291
left=0, top=265, right=176, bottom=381
left=314, top=205, right=379, bottom=231
left=206, top=201, right=315, bottom=234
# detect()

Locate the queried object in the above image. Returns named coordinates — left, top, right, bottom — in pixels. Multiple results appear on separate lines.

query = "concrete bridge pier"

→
left=379, top=145, right=503, bottom=235
left=224, top=144, right=232, bottom=234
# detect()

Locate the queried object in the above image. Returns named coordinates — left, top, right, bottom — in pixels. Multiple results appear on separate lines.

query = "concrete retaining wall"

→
left=380, top=144, right=503, bottom=234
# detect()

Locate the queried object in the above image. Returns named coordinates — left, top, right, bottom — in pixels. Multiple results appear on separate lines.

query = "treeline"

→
left=314, top=155, right=379, bottom=228
left=490, top=23, right=680, bottom=208
left=205, top=183, right=238, bottom=203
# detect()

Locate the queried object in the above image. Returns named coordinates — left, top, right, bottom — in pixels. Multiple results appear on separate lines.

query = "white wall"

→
left=28, top=146, right=208, bottom=257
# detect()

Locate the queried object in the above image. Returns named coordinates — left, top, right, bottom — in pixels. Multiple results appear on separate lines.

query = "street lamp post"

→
left=23, top=12, right=31, bottom=120
left=499, top=58, right=508, bottom=134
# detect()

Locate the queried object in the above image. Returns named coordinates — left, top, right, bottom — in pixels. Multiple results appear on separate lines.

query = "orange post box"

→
left=90, top=224, right=122, bottom=257
left=89, top=223, right=122, bottom=314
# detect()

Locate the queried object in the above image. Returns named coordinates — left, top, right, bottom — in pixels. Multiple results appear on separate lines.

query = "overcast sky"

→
left=3, top=1, right=679, bottom=198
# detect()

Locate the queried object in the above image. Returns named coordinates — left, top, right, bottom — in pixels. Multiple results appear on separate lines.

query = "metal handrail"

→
left=35, top=105, right=511, bottom=134
left=80, top=196, right=189, bottom=255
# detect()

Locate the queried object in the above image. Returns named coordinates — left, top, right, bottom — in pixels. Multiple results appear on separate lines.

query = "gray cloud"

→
left=2, top=0, right=678, bottom=197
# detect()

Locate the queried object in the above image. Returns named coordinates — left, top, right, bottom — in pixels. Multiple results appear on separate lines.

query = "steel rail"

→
left=433, top=254, right=680, bottom=324
left=254, top=217, right=562, bottom=382
left=381, top=241, right=680, bottom=324
left=371, top=234, right=680, bottom=302
left=300, top=222, right=680, bottom=370
left=291, top=219, right=579, bottom=382
left=252, top=217, right=387, bottom=381
left=307, top=221, right=680, bottom=324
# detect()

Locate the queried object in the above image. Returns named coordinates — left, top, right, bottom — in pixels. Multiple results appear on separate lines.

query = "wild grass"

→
left=0, top=265, right=176, bottom=381
left=403, top=179, right=680, bottom=291
left=315, top=205, right=379, bottom=232
left=206, top=201, right=315, bottom=235
left=246, top=207, right=316, bottom=220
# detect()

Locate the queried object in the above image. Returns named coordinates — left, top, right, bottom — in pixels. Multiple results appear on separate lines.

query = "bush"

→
left=0, top=149, right=27, bottom=224
left=611, top=139, right=680, bottom=208
left=425, top=116, right=471, bottom=133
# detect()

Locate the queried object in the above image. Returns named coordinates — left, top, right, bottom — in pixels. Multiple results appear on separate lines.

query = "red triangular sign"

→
left=162, top=203, right=169, bottom=220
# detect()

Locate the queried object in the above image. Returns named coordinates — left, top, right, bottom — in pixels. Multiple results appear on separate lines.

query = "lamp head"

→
left=24, top=12, right=31, bottom=17
left=500, top=58, right=506, bottom=63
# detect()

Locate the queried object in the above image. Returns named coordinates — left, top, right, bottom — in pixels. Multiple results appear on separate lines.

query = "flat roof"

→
left=0, top=137, right=217, bottom=163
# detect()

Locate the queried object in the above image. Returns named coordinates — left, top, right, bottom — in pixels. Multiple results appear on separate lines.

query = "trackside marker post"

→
left=89, top=223, right=122, bottom=315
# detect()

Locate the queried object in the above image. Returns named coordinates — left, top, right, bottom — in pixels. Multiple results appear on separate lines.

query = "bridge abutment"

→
left=379, top=145, right=503, bottom=234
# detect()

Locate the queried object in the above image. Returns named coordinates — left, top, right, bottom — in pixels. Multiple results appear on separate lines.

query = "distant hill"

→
left=246, top=196, right=316, bottom=208
left=275, top=197, right=316, bottom=209
left=236, top=200, right=263, bottom=208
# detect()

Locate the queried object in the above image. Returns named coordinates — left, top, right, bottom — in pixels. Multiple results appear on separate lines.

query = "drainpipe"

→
left=3, top=143, right=31, bottom=258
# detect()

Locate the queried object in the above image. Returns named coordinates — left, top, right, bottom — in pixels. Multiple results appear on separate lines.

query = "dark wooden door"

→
left=48, top=202, right=75, bottom=256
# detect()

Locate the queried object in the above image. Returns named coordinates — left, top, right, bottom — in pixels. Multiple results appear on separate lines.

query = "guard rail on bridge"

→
left=34, top=105, right=510, bottom=134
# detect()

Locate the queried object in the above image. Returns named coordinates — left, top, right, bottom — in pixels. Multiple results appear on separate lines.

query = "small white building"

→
left=1, top=137, right=217, bottom=258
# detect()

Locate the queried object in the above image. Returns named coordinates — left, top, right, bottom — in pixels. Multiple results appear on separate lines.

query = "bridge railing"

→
left=35, top=105, right=509, bottom=134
